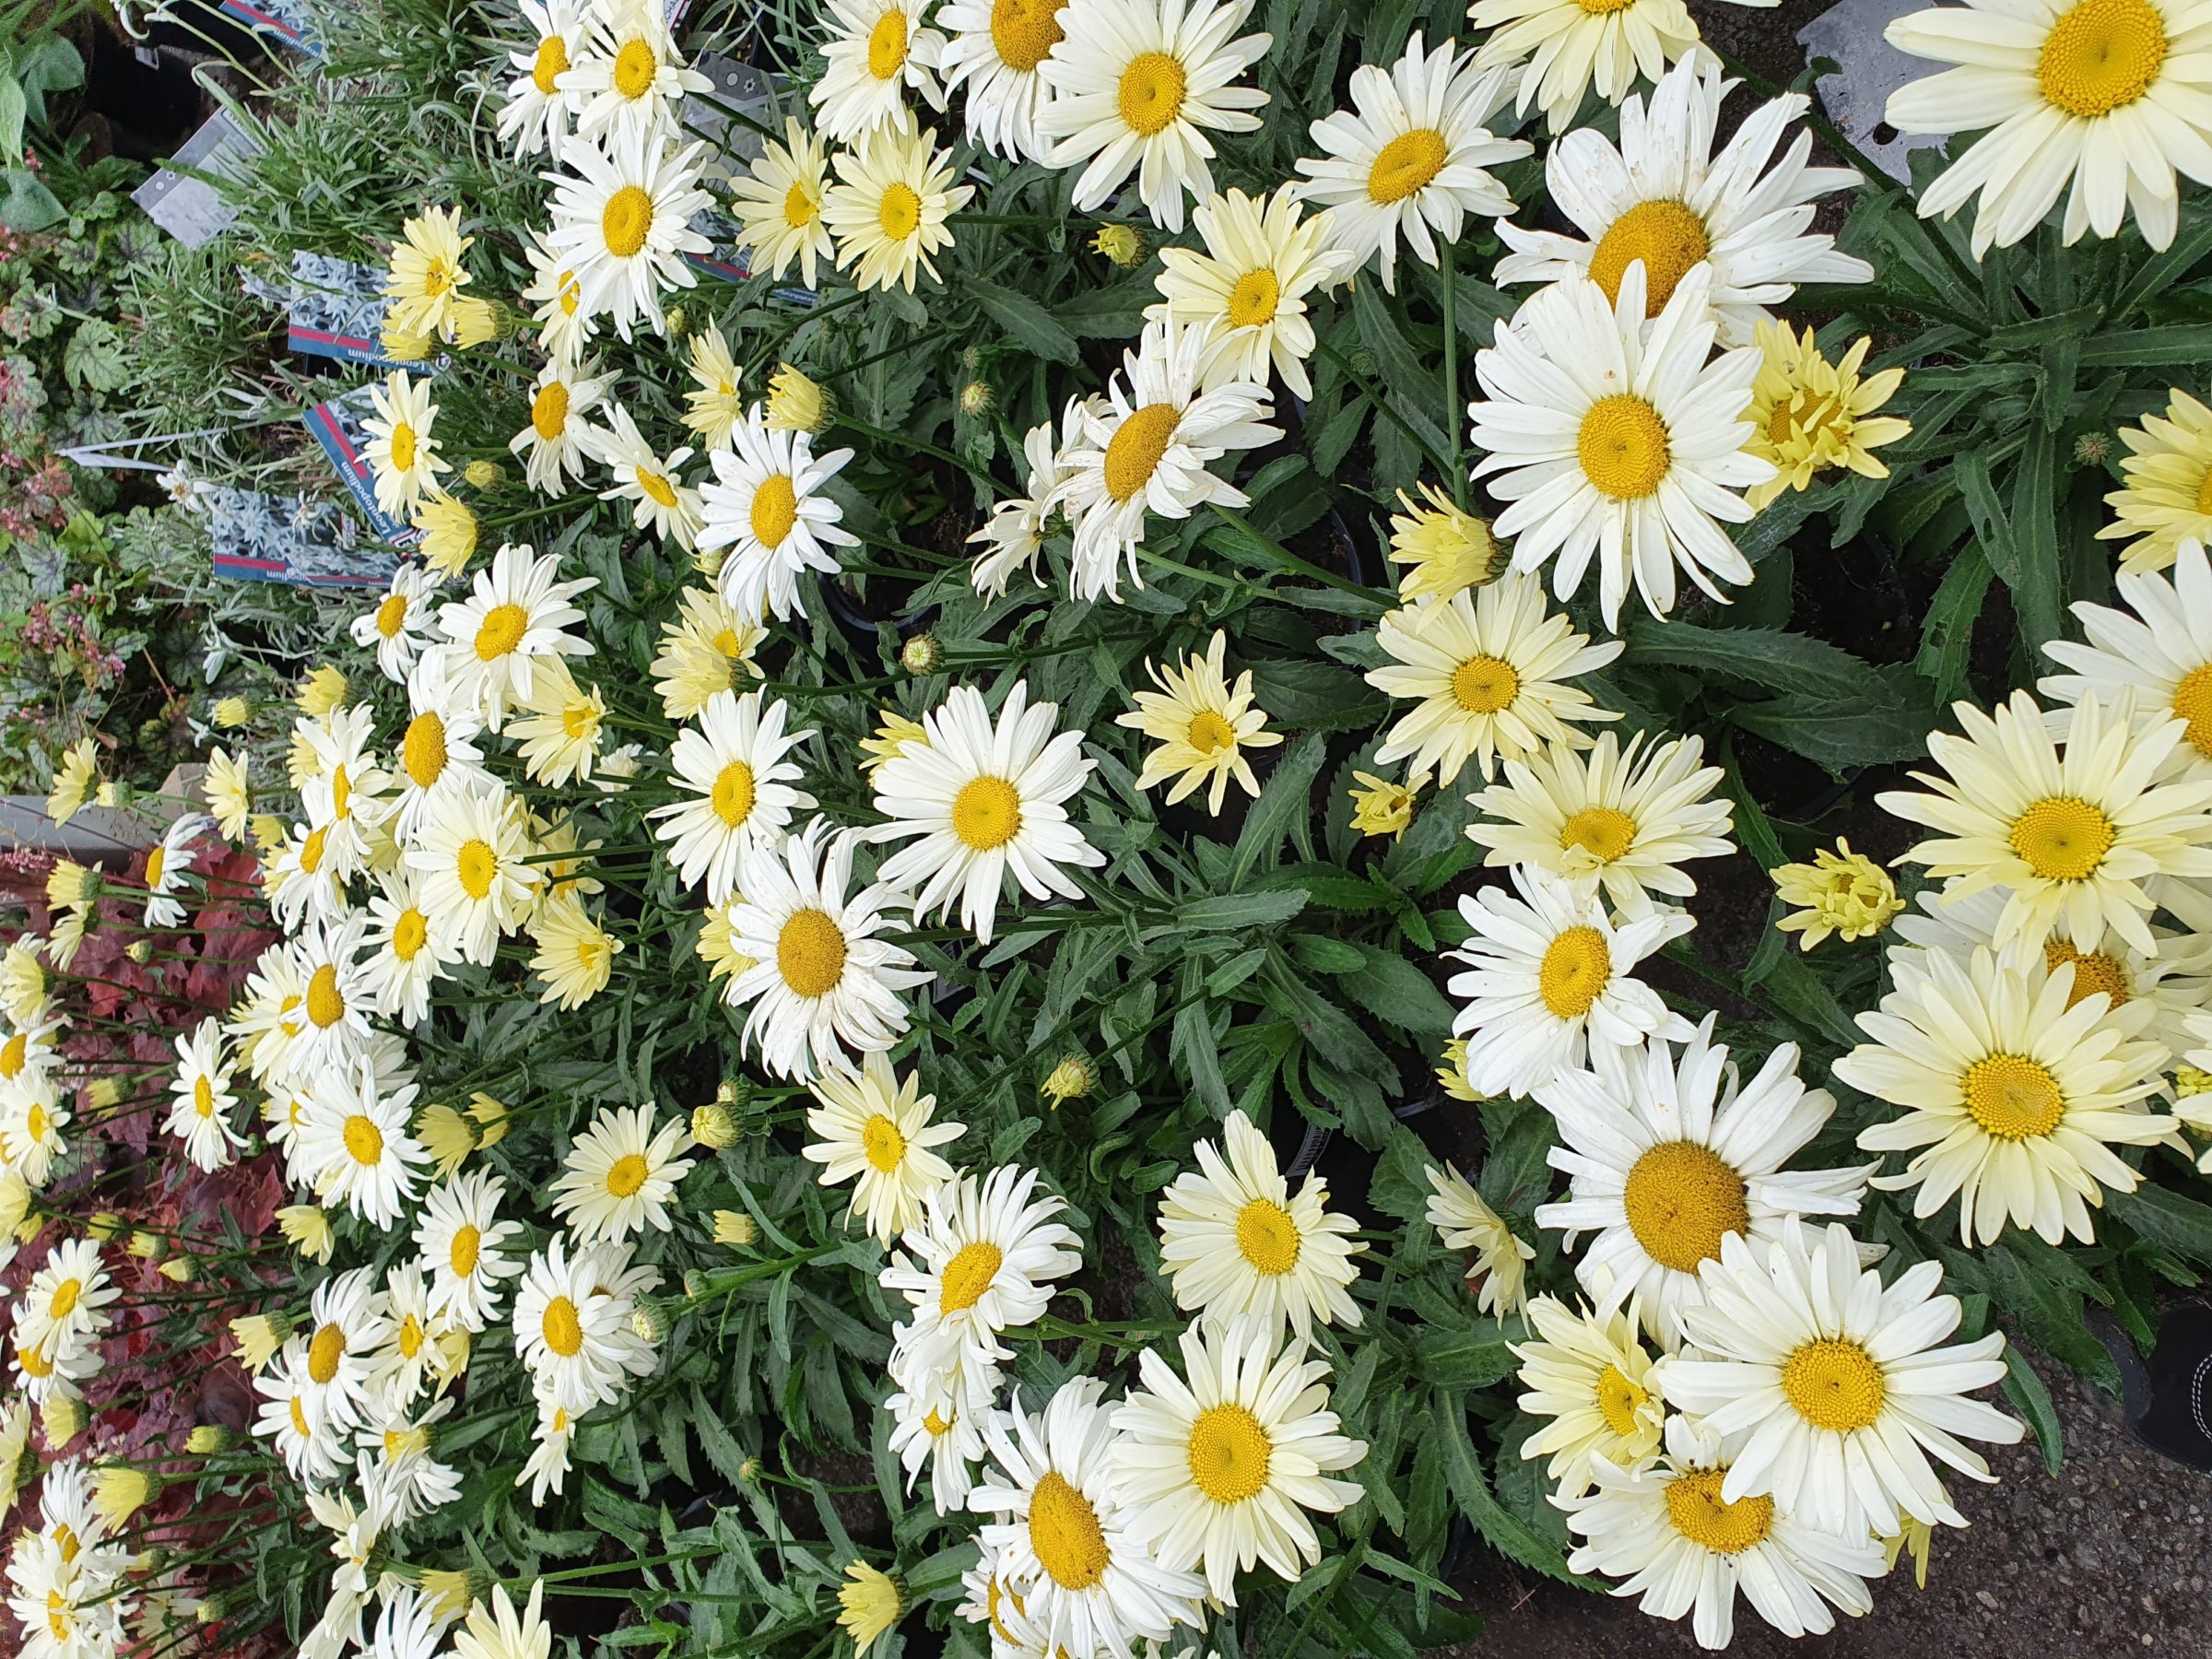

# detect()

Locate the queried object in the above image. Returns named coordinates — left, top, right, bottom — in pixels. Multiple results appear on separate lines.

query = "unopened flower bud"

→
left=900, top=633, right=942, bottom=675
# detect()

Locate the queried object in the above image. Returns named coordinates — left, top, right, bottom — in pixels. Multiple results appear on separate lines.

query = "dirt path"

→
left=1439, top=1351, right=2212, bottom=1658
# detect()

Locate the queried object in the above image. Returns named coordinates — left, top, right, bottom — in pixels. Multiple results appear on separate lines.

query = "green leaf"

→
left=1412, top=1322, right=1517, bottom=1388
left=966, top=276, right=1080, bottom=364
left=1171, top=889, right=1310, bottom=932
left=2003, top=1347, right=2064, bottom=1477
left=1051, top=275, right=1153, bottom=338
left=2108, top=1183, right=2212, bottom=1264
left=14, top=37, right=82, bottom=126
left=1333, top=943, right=1454, bottom=1035
left=0, top=168, right=63, bottom=232
left=1244, top=659, right=1384, bottom=731
left=2077, top=325, right=2212, bottom=367
left=1915, top=545, right=1994, bottom=707
left=2006, top=426, right=2064, bottom=650
left=1230, top=732, right=1325, bottom=884
left=1623, top=619, right=1869, bottom=697
left=1729, top=665, right=1936, bottom=769
left=0, top=76, right=25, bottom=167
left=1433, top=1391, right=1584, bottom=1582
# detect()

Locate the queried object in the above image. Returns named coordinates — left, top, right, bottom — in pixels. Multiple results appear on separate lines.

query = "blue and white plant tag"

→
left=133, top=108, right=261, bottom=248
left=216, top=0, right=322, bottom=55
left=206, top=488, right=401, bottom=586
left=288, top=251, right=445, bottom=371
left=302, top=386, right=419, bottom=547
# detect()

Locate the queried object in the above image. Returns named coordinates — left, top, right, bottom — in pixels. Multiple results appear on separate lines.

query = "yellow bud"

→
left=184, top=1425, right=229, bottom=1454
left=465, top=1091, right=509, bottom=1148
left=249, top=815, right=285, bottom=852
left=690, top=1101, right=736, bottom=1149
left=463, top=458, right=505, bottom=490
left=275, top=1204, right=335, bottom=1264
left=86, top=1210, right=124, bottom=1241
left=1090, top=223, right=1144, bottom=267
left=712, top=1209, right=758, bottom=1247
left=212, top=697, right=251, bottom=728
left=765, top=364, right=830, bottom=434
left=90, top=1465, right=152, bottom=1527
left=229, top=1313, right=287, bottom=1370
left=45, top=859, right=93, bottom=908
left=125, top=939, right=152, bottom=964
left=158, top=1258, right=192, bottom=1283
left=86, top=1077, right=123, bottom=1111
left=126, top=1230, right=159, bottom=1259
left=296, top=665, right=349, bottom=717
left=41, top=1396, right=84, bottom=1449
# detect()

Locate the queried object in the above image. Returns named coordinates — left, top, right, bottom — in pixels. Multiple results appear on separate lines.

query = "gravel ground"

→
left=1437, top=1351, right=2212, bottom=1657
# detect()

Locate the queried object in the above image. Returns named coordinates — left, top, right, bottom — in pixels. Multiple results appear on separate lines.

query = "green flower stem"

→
left=833, top=411, right=1002, bottom=483
left=1314, top=338, right=1457, bottom=479
left=1441, top=238, right=1467, bottom=510
left=1135, top=547, right=1243, bottom=592
left=1209, top=503, right=1390, bottom=604
left=1023, top=1312, right=1185, bottom=1345
left=827, top=322, right=954, bottom=382
left=688, top=1241, right=841, bottom=1300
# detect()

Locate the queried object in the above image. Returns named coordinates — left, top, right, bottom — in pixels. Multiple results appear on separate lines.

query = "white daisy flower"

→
left=1038, top=0, right=1272, bottom=232
left=519, top=1390, right=579, bottom=1506
left=1534, top=1015, right=1874, bottom=1346
left=1147, top=185, right=1355, bottom=398
left=141, top=810, right=213, bottom=929
left=297, top=703, right=393, bottom=887
left=803, top=1049, right=966, bottom=1244
left=432, top=541, right=596, bottom=732
left=1156, top=1107, right=1365, bottom=1343
left=697, top=407, right=859, bottom=623
left=1662, top=1218, right=2026, bottom=1537
left=1558, top=1413, right=1886, bottom=1652
left=300, top=1057, right=429, bottom=1229
left=1876, top=688, right=2212, bottom=958
left=939, top=0, right=1067, bottom=159
left=558, top=0, right=709, bottom=150
left=390, top=653, right=494, bottom=841
left=1469, top=0, right=1710, bottom=134
left=1110, top=1315, right=1368, bottom=1605
left=540, top=126, right=712, bottom=341
left=509, top=658, right=607, bottom=790
left=1052, top=317, right=1280, bottom=602
left=512, top=1234, right=656, bottom=1415
left=682, top=324, right=747, bottom=451
left=363, top=371, right=448, bottom=520
left=1446, top=864, right=1695, bottom=1098
left=1885, top=0, right=2212, bottom=254
left=1509, top=1293, right=1666, bottom=1500
left=252, top=1340, right=350, bottom=1485
left=1495, top=57, right=1871, bottom=346
left=649, top=688, right=818, bottom=903
left=412, top=1168, right=528, bottom=1333
left=359, top=1397, right=464, bottom=1524
left=2041, top=537, right=2212, bottom=773
left=349, top=562, right=440, bottom=683
left=1467, top=265, right=1773, bottom=629
left=1291, top=30, right=1529, bottom=293
left=724, top=818, right=935, bottom=1080
left=293, top=1266, right=393, bottom=1437
left=13, top=1238, right=118, bottom=1364
left=726, top=117, right=838, bottom=288
left=1465, top=730, right=1735, bottom=915
left=1424, top=1160, right=1535, bottom=1317
left=820, top=119, right=975, bottom=292
left=453, top=1583, right=552, bottom=1659
left=548, top=1103, right=697, bottom=1244
left=970, top=1377, right=1207, bottom=1653
left=362, top=1260, right=450, bottom=1414
left=1833, top=943, right=2176, bottom=1246
left=1365, top=575, right=1624, bottom=787
left=498, top=0, right=592, bottom=161
left=509, top=357, right=612, bottom=496
left=884, top=1367, right=996, bottom=1513
left=405, top=782, right=544, bottom=965
left=165, top=1015, right=245, bottom=1172
left=810, top=0, right=947, bottom=142
left=595, top=403, right=703, bottom=551
left=882, top=1164, right=1083, bottom=1371
left=522, top=229, right=597, bottom=365
left=288, top=915, right=377, bottom=1079
left=868, top=682, right=1103, bottom=945
left=970, top=418, right=1067, bottom=600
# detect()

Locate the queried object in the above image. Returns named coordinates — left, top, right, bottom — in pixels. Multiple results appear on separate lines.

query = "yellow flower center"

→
left=17, top=1343, right=53, bottom=1378
left=2037, top=0, right=2167, bottom=117
left=862, top=1112, right=907, bottom=1171
left=702, top=758, right=760, bottom=829
left=475, top=602, right=529, bottom=661
left=877, top=182, right=923, bottom=241
left=331, top=764, right=353, bottom=821
left=1186, top=1402, right=1273, bottom=1504
left=299, top=825, right=328, bottom=874
left=2196, top=464, right=2212, bottom=514
left=991, top=0, right=1065, bottom=70
left=390, top=423, right=418, bottom=473
left=606, top=1152, right=650, bottom=1198
left=782, top=181, right=817, bottom=229
left=1102, top=401, right=1181, bottom=501
left=306, top=963, right=345, bottom=1029
left=638, top=469, right=679, bottom=509
left=924, top=1406, right=952, bottom=1436
left=1780, top=1337, right=1888, bottom=1431
left=1560, top=805, right=1638, bottom=863
left=376, top=594, right=409, bottom=639
left=1621, top=1140, right=1749, bottom=1272
left=1595, top=1363, right=1647, bottom=1437
left=450, top=1224, right=481, bottom=1277
left=712, top=628, right=746, bottom=659
left=288, top=1396, right=308, bottom=1436
left=49, top=1278, right=80, bottom=1320
left=613, top=37, right=658, bottom=100
left=307, top=1322, right=344, bottom=1384
left=532, top=381, right=570, bottom=441
left=1367, top=128, right=1448, bottom=204
left=393, top=909, right=429, bottom=961
left=24, top=1101, right=43, bottom=1140
left=532, top=33, right=569, bottom=94
left=1187, top=709, right=1237, bottom=753
left=1578, top=394, right=1672, bottom=499
left=1227, top=267, right=1281, bottom=329
left=2043, top=938, right=2130, bottom=1008
left=1450, top=653, right=1519, bottom=713
left=561, top=698, right=596, bottom=740
left=1962, top=1053, right=2065, bottom=1140
left=542, top=1295, right=583, bottom=1357
left=1029, top=1470, right=1111, bottom=1588
left=777, top=907, right=848, bottom=997
left=559, top=273, right=581, bottom=315
left=602, top=184, right=654, bottom=259
left=1235, top=1197, right=1301, bottom=1275
left=1536, top=924, right=1611, bottom=1018
left=403, top=712, right=448, bottom=787
left=397, top=1314, right=425, bottom=1359
left=194, top=1077, right=215, bottom=1118
left=952, top=775, right=1023, bottom=850
left=938, top=1241, right=1004, bottom=1313
left=145, top=844, right=168, bottom=888
left=1587, top=199, right=1711, bottom=314
left=456, top=838, right=499, bottom=901
left=2008, top=794, right=2113, bottom=881
left=0, top=1033, right=19, bottom=1077
left=1664, top=1469, right=1772, bottom=1554
left=1769, top=388, right=1843, bottom=448
left=1117, top=51, right=1187, bottom=135
left=751, top=474, right=800, bottom=547
left=867, top=6, right=910, bottom=78
left=2171, top=662, right=2212, bottom=758
left=344, top=1112, right=385, bottom=1166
